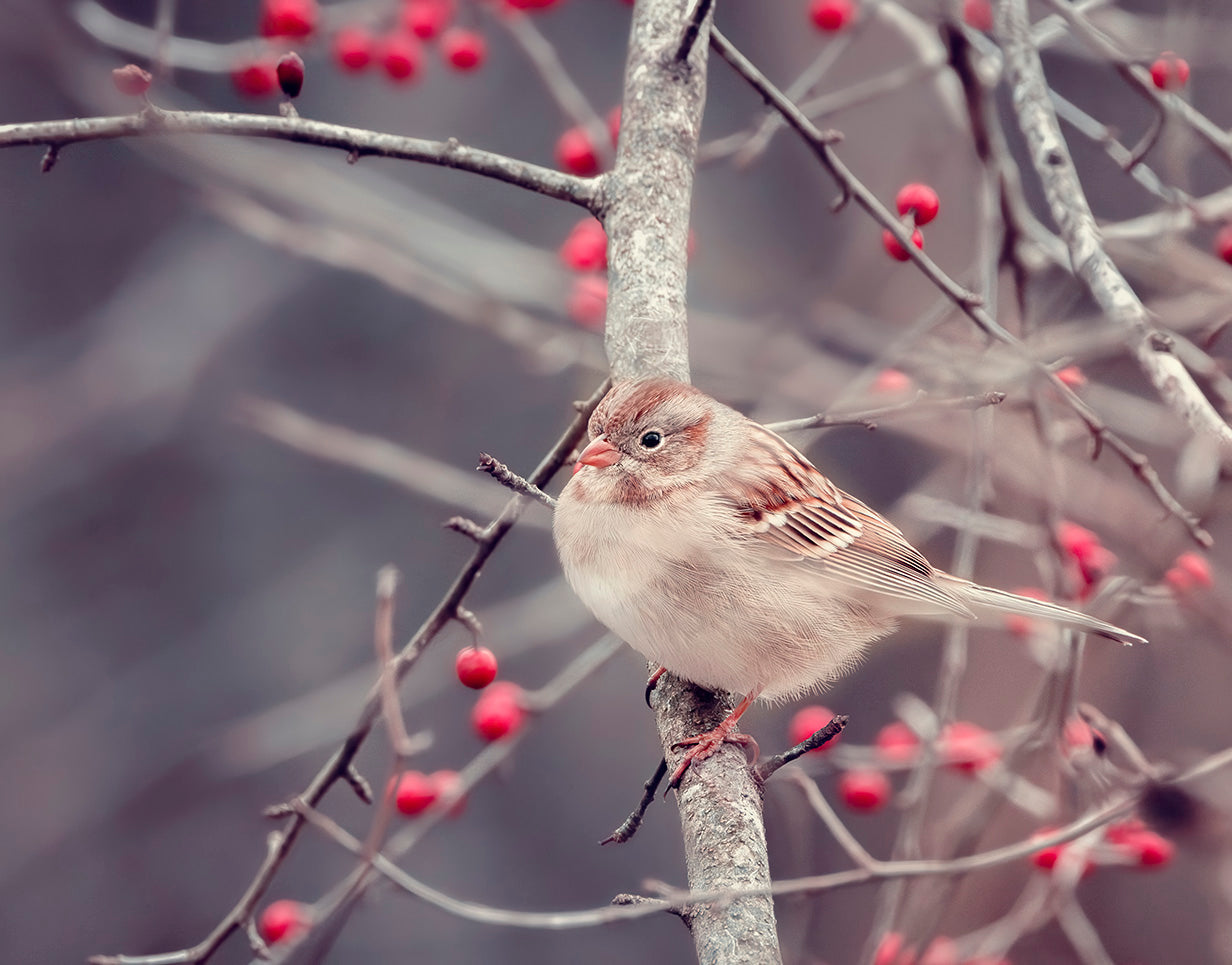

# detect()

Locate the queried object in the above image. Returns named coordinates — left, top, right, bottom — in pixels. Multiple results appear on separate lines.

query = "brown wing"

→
left=731, top=423, right=973, bottom=617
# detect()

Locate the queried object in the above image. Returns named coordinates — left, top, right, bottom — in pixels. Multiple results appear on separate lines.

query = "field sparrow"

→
left=553, top=378, right=1143, bottom=783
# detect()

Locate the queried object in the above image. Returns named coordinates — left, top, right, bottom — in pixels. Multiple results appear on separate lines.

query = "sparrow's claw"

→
left=666, top=728, right=759, bottom=791
left=644, top=666, right=667, bottom=708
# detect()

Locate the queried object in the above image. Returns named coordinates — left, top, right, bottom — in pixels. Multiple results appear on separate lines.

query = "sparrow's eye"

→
left=640, top=431, right=662, bottom=449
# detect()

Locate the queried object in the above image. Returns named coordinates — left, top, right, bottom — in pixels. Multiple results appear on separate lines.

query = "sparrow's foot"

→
left=667, top=725, right=760, bottom=790
left=644, top=666, right=667, bottom=708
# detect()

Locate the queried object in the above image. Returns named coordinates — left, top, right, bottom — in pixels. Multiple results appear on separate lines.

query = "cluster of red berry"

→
left=883, top=183, right=939, bottom=262
left=875, top=931, right=1008, bottom=965
left=1030, top=815, right=1174, bottom=877
left=787, top=708, right=1002, bottom=814
left=809, top=1, right=993, bottom=37
left=254, top=643, right=518, bottom=948
left=872, top=931, right=1015, bottom=965
left=229, top=0, right=500, bottom=97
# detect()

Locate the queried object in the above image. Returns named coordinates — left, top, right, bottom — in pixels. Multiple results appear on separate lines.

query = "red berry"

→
left=393, top=770, right=437, bottom=815
left=962, top=0, right=992, bottom=31
left=788, top=705, right=839, bottom=752
left=839, top=769, right=891, bottom=812
left=232, top=61, right=279, bottom=98
left=403, top=0, right=453, bottom=39
left=940, top=721, right=1000, bottom=773
left=334, top=27, right=374, bottom=72
left=809, top=0, right=856, bottom=32
left=1175, top=551, right=1213, bottom=587
left=260, top=0, right=318, bottom=39
left=1107, top=821, right=1174, bottom=867
left=1062, top=716, right=1098, bottom=752
left=1057, top=521, right=1099, bottom=561
left=1215, top=224, right=1232, bottom=264
left=874, top=721, right=920, bottom=763
left=1131, top=830, right=1175, bottom=867
left=896, top=183, right=940, bottom=226
left=555, top=126, right=600, bottom=175
left=607, top=105, right=622, bottom=144
left=872, top=368, right=912, bottom=395
left=259, top=900, right=310, bottom=944
left=920, top=937, right=959, bottom=965
left=1149, top=52, right=1190, bottom=91
left=381, top=34, right=422, bottom=82
left=276, top=52, right=305, bottom=98
left=560, top=217, right=608, bottom=271
left=472, top=682, right=525, bottom=741
left=1055, top=365, right=1086, bottom=388
left=428, top=769, right=466, bottom=816
left=1029, top=828, right=1094, bottom=877
left=874, top=932, right=915, bottom=965
left=566, top=274, right=607, bottom=330
left=883, top=227, right=923, bottom=261
left=441, top=29, right=487, bottom=71
left=1056, top=521, right=1116, bottom=597
left=455, top=646, right=498, bottom=689
left=112, top=64, right=152, bottom=97
left=1104, top=816, right=1146, bottom=847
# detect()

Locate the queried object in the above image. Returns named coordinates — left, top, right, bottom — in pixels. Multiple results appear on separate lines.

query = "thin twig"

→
left=281, top=745, right=1232, bottom=936
left=476, top=453, right=558, bottom=509
left=0, top=110, right=599, bottom=210
left=87, top=381, right=609, bottom=965
left=755, top=715, right=848, bottom=781
left=493, top=9, right=614, bottom=170
left=766, top=391, right=1006, bottom=434
left=709, top=27, right=1212, bottom=547
left=375, top=567, right=420, bottom=761
left=675, top=0, right=715, bottom=63
left=601, top=758, right=669, bottom=846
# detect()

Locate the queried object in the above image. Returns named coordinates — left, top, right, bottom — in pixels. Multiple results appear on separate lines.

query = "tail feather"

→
left=957, top=581, right=1145, bottom=646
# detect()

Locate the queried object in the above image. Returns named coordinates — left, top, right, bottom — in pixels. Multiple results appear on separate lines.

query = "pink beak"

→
left=572, top=435, right=622, bottom=474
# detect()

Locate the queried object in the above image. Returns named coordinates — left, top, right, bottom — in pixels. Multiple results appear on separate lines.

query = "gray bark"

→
left=601, top=2, right=783, bottom=962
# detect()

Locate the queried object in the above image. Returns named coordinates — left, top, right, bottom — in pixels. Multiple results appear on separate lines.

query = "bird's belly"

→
left=556, top=501, right=892, bottom=698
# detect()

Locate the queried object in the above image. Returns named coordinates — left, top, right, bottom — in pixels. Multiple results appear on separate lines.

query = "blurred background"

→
left=2, top=0, right=1232, bottom=962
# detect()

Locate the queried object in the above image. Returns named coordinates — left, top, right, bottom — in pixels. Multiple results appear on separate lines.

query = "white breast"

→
left=553, top=480, right=893, bottom=700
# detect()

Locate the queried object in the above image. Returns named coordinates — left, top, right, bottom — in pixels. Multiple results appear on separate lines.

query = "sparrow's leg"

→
left=644, top=666, right=667, bottom=708
left=667, top=688, right=762, bottom=790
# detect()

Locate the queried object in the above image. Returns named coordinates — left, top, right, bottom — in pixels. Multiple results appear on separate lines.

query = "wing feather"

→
left=732, top=424, right=972, bottom=617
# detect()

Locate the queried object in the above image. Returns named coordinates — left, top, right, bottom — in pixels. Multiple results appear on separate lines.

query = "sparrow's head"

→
left=569, top=378, right=740, bottom=501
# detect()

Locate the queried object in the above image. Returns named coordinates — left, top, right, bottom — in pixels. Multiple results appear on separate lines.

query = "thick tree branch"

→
left=602, top=1, right=782, bottom=962
left=0, top=109, right=599, bottom=210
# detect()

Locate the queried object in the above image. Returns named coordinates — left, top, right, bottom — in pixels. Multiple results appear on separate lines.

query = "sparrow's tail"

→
left=953, top=580, right=1145, bottom=646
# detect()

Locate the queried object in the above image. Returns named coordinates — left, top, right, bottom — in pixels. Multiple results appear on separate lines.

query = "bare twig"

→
left=766, top=391, right=1006, bottom=433
left=709, top=27, right=1210, bottom=547
left=675, top=0, right=715, bottom=63
left=235, top=397, right=523, bottom=525
left=493, top=9, right=614, bottom=170
left=601, top=758, right=669, bottom=846
left=997, top=0, right=1232, bottom=462
left=476, top=453, right=557, bottom=509
left=281, top=744, right=1232, bottom=936
left=374, top=567, right=420, bottom=761
left=87, top=381, right=608, bottom=965
left=0, top=110, right=599, bottom=210
left=755, top=715, right=848, bottom=781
